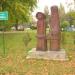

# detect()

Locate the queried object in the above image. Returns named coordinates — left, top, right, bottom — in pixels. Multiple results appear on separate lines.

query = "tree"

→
left=73, top=0, right=75, bottom=12
left=65, top=0, right=74, bottom=12
left=66, top=11, right=75, bottom=26
left=61, top=21, right=70, bottom=28
left=0, top=0, right=37, bottom=30
left=44, top=6, right=50, bottom=28
left=65, top=0, right=75, bottom=26
left=59, top=3, right=65, bottom=22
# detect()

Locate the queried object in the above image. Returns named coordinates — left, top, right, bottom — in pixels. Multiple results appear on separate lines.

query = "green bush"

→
left=61, top=21, right=70, bottom=28
left=23, top=32, right=31, bottom=47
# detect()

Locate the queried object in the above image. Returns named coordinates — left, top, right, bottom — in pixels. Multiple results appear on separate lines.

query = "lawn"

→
left=0, top=30, right=75, bottom=75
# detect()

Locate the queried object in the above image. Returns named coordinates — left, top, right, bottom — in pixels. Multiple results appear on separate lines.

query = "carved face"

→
left=36, top=12, right=44, bottom=20
left=51, top=6, right=58, bottom=14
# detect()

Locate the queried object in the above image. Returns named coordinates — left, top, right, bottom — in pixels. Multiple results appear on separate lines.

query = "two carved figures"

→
left=36, top=6, right=61, bottom=51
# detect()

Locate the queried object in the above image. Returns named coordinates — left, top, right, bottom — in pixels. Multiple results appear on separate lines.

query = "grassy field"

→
left=0, top=30, right=75, bottom=75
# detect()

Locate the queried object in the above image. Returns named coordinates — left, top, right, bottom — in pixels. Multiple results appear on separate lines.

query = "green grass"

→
left=0, top=30, right=75, bottom=75
left=61, top=31, right=75, bottom=50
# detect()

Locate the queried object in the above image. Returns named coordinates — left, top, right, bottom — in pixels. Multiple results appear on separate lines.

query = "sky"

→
left=32, top=0, right=74, bottom=16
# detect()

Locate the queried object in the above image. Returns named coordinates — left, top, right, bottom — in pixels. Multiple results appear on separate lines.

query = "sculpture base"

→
left=26, top=48, right=68, bottom=61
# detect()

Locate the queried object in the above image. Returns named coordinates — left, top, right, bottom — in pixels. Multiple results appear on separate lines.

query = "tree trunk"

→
left=15, top=19, right=18, bottom=31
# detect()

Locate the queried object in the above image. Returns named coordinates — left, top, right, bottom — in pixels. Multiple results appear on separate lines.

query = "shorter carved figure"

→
left=36, top=12, right=47, bottom=51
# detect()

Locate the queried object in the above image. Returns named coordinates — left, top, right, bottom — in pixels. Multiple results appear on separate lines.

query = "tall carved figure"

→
left=50, top=6, right=61, bottom=51
left=36, top=12, right=47, bottom=51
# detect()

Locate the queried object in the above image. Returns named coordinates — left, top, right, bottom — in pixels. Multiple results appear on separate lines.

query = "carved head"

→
left=36, top=12, right=45, bottom=20
left=51, top=6, right=58, bottom=13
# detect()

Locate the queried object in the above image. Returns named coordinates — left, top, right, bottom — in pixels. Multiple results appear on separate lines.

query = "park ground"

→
left=0, top=30, right=75, bottom=75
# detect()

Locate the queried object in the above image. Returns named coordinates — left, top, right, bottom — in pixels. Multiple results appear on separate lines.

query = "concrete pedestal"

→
left=26, top=48, right=68, bottom=61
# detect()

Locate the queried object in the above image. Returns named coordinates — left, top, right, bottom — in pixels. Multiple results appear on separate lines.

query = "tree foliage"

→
left=61, top=21, right=70, bottom=28
left=66, top=11, right=75, bottom=26
left=44, top=6, right=50, bottom=28
left=59, top=3, right=75, bottom=29
left=59, top=4, right=65, bottom=22
left=0, top=0, right=37, bottom=30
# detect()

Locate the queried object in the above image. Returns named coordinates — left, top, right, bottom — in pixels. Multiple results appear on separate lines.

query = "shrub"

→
left=23, top=32, right=31, bottom=47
